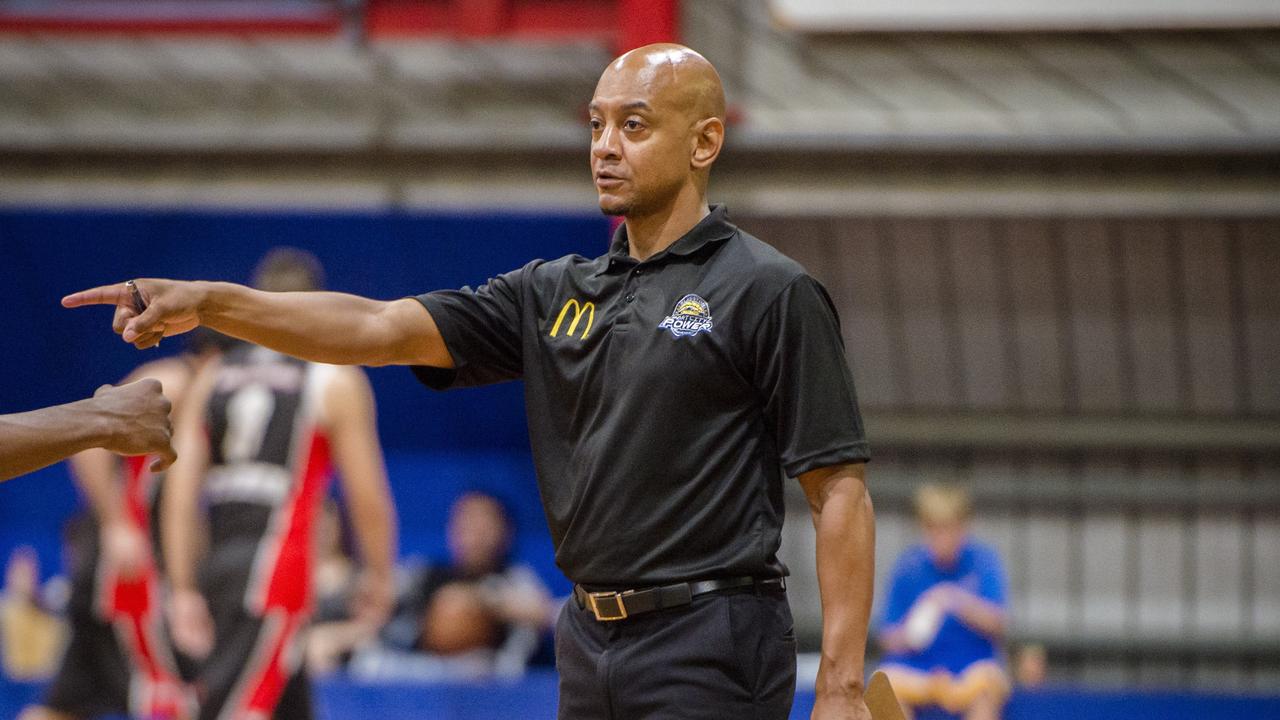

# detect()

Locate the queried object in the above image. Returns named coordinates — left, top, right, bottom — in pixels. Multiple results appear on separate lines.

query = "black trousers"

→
left=556, top=586, right=797, bottom=720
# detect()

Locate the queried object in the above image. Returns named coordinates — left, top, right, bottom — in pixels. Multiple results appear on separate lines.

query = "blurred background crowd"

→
left=1, top=1, right=1278, bottom=719
left=1, top=455, right=562, bottom=683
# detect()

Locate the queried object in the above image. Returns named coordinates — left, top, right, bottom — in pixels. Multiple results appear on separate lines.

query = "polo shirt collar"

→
left=598, top=204, right=736, bottom=275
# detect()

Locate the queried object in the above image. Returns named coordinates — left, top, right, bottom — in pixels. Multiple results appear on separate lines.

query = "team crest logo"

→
left=658, top=294, right=714, bottom=338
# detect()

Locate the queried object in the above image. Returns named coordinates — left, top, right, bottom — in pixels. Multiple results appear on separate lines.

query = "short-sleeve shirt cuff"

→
left=409, top=293, right=462, bottom=390
left=783, top=441, right=872, bottom=478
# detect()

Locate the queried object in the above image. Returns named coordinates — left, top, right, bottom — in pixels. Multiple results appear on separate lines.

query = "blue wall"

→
left=0, top=208, right=612, bottom=590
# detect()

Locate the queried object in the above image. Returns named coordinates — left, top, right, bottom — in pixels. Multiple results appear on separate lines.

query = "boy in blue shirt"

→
left=877, top=484, right=1010, bottom=720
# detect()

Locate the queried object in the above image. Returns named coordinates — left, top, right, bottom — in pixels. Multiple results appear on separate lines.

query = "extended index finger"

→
left=62, top=283, right=131, bottom=309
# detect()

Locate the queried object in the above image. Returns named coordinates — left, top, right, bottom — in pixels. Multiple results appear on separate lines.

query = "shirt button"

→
left=625, top=293, right=635, bottom=303
left=635, top=268, right=643, bottom=276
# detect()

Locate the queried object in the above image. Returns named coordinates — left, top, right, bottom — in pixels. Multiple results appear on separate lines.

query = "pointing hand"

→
left=63, top=279, right=204, bottom=350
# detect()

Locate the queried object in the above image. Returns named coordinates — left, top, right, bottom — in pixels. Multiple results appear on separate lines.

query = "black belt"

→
left=572, top=575, right=785, bottom=622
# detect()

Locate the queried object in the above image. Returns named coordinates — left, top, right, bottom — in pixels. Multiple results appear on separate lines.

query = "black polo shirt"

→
left=413, top=204, right=869, bottom=587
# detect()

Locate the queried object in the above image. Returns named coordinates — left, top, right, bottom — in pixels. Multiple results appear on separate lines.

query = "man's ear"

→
left=691, top=117, right=724, bottom=169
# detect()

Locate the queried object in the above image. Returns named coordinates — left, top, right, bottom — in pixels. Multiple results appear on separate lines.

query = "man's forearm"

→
left=0, top=400, right=109, bottom=481
left=64, top=278, right=449, bottom=366
left=810, top=471, right=876, bottom=698
left=196, top=282, right=423, bottom=366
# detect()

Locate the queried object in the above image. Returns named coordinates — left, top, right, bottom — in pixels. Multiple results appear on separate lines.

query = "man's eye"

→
left=624, top=120, right=642, bottom=131
left=589, top=118, right=603, bottom=131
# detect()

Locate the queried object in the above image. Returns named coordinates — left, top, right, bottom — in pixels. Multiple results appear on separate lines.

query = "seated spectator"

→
left=876, top=484, right=1010, bottom=720
left=1, top=547, right=66, bottom=680
left=351, top=491, right=553, bottom=680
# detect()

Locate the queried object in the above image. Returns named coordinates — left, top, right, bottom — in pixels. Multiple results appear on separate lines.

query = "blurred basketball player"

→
left=20, top=330, right=229, bottom=720
left=163, top=249, right=396, bottom=720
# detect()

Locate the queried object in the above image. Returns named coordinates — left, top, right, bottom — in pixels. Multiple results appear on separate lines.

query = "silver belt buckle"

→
left=587, top=591, right=629, bottom=621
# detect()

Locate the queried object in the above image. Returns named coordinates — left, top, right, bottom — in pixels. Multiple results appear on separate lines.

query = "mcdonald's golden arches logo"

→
left=550, top=298, right=595, bottom=339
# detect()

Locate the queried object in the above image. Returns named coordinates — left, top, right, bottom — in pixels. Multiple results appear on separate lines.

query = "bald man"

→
left=65, top=44, right=875, bottom=720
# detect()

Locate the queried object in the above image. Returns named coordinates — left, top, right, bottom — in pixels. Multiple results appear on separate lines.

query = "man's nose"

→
left=592, top=124, right=621, bottom=159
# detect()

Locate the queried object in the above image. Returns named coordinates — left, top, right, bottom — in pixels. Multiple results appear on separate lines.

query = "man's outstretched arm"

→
left=800, top=461, right=875, bottom=720
left=0, top=380, right=175, bottom=482
left=63, top=279, right=451, bottom=368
